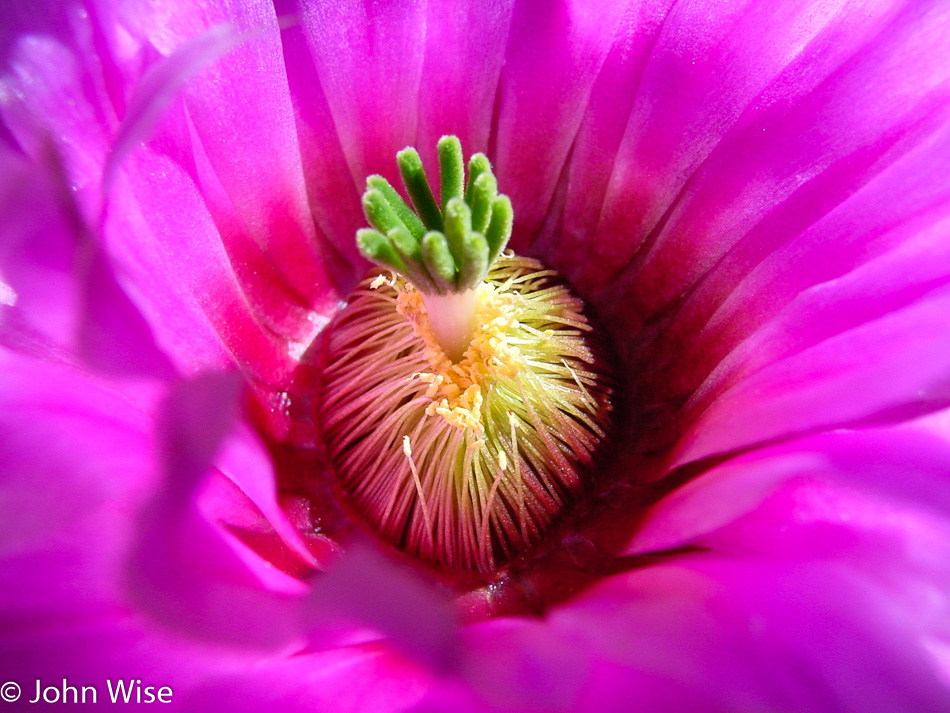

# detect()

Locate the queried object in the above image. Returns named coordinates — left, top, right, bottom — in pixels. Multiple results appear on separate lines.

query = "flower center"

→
left=317, top=138, right=617, bottom=576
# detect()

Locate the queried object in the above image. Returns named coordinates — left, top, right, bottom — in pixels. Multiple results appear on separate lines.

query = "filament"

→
left=319, top=255, right=615, bottom=574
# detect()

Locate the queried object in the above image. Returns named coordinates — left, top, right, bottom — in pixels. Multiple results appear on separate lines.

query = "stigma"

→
left=317, top=138, right=616, bottom=576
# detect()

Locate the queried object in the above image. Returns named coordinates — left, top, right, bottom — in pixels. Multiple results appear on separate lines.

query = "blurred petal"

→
left=0, top=1, right=116, bottom=192
left=0, top=144, right=85, bottom=354
left=306, top=543, right=459, bottom=673
left=181, top=646, right=430, bottom=713
left=549, top=556, right=950, bottom=712
left=0, top=351, right=159, bottom=617
left=0, top=142, right=174, bottom=377
left=0, top=354, right=348, bottom=700
left=128, top=372, right=311, bottom=649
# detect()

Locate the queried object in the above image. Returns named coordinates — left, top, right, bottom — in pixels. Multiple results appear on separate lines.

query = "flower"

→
left=3, top=0, right=950, bottom=710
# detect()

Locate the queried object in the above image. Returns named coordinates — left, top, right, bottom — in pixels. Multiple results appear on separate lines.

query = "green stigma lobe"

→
left=389, top=226, right=438, bottom=293
left=397, top=148, right=443, bottom=231
left=362, top=189, right=406, bottom=236
left=457, top=231, right=489, bottom=290
left=367, top=175, right=426, bottom=240
left=356, top=228, right=404, bottom=272
left=421, top=231, right=457, bottom=293
left=443, top=198, right=472, bottom=271
left=485, top=196, right=513, bottom=265
left=469, top=172, right=497, bottom=234
left=464, top=153, right=492, bottom=204
left=438, top=135, right=465, bottom=211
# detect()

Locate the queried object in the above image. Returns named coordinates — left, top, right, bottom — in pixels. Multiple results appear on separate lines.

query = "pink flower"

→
left=3, top=0, right=950, bottom=710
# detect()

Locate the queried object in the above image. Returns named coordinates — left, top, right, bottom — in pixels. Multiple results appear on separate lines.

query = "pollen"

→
left=318, top=254, right=615, bottom=575
left=395, top=271, right=521, bottom=430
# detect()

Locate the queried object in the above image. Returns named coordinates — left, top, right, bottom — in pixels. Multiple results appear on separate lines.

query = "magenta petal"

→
left=128, top=372, right=310, bottom=648
left=631, top=426, right=950, bottom=554
left=607, top=112, right=950, bottom=462
left=102, top=22, right=250, bottom=199
left=283, top=0, right=514, bottom=270
left=180, top=646, right=430, bottom=713
left=633, top=119, right=950, bottom=444
left=564, top=0, right=950, bottom=295
left=447, top=423, right=950, bottom=711
left=670, top=286, right=950, bottom=465
left=125, top=1, right=336, bottom=314
left=0, top=356, right=365, bottom=701
left=676, top=220, right=950, bottom=421
left=495, top=0, right=630, bottom=243
left=2, top=619, right=238, bottom=708
left=107, top=144, right=299, bottom=383
left=414, top=0, right=515, bottom=157
left=422, top=426, right=950, bottom=711
left=0, top=145, right=83, bottom=353
left=157, top=371, right=243, bottom=486
left=458, top=617, right=592, bottom=713
left=0, top=8, right=306, bottom=381
left=0, top=352, right=159, bottom=619
left=0, top=354, right=234, bottom=701
left=547, top=0, right=675, bottom=262
left=0, top=8, right=114, bottom=194
left=79, top=245, right=177, bottom=377
left=548, top=557, right=950, bottom=712
left=271, top=2, right=365, bottom=280
left=305, top=543, right=459, bottom=673
left=0, top=144, right=174, bottom=377
left=0, top=354, right=348, bottom=705
left=298, top=0, right=428, bottom=186
left=210, top=420, right=324, bottom=573
left=127, top=485, right=308, bottom=650
left=4, top=1, right=950, bottom=710
left=2, top=1, right=347, bottom=385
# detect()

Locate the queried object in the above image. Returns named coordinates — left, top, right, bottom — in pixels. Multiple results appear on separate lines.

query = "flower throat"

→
left=318, top=137, right=616, bottom=576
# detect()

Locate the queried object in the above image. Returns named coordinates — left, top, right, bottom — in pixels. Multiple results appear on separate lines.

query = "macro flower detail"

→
left=3, top=0, right=950, bottom=711
left=320, top=138, right=615, bottom=574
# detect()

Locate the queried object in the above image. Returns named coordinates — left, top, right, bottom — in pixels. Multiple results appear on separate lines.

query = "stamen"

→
left=319, top=255, right=616, bottom=575
left=510, top=411, right=527, bottom=544
left=402, top=436, right=434, bottom=551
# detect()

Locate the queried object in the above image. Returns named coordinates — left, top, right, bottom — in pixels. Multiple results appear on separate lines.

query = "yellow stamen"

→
left=319, top=254, right=615, bottom=575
